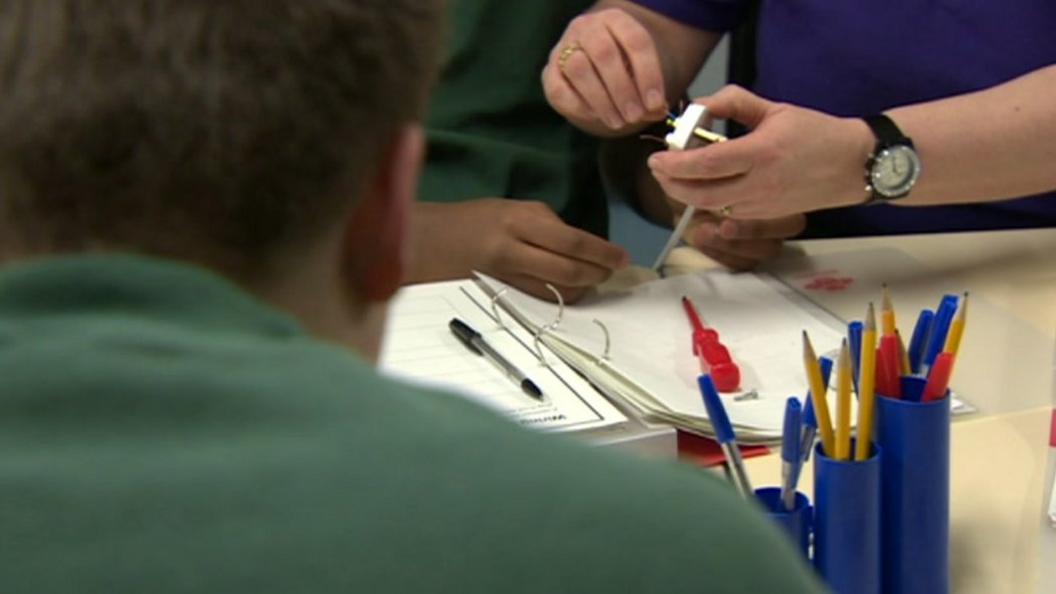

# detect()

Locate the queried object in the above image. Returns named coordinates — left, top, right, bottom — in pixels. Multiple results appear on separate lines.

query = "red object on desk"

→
left=803, top=274, right=854, bottom=293
left=681, top=296, right=741, bottom=392
left=876, top=336, right=902, bottom=398
left=677, top=431, right=771, bottom=467
left=922, top=352, right=954, bottom=401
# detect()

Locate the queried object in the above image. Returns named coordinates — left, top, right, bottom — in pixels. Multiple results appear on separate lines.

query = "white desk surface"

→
left=650, top=228, right=1056, bottom=594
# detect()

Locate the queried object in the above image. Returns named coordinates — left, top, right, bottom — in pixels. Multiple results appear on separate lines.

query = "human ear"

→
left=342, top=124, right=425, bottom=304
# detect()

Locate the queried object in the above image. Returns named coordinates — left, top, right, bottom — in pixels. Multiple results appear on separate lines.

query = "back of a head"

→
left=0, top=0, right=443, bottom=278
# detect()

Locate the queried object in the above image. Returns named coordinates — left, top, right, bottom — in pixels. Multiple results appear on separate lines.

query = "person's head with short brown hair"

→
left=0, top=0, right=444, bottom=358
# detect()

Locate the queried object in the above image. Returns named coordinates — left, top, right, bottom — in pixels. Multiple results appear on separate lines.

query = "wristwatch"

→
left=862, top=114, right=921, bottom=204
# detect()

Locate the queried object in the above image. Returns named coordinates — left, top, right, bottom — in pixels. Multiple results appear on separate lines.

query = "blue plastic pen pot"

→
left=813, top=439, right=881, bottom=594
left=876, top=376, right=951, bottom=594
left=755, top=487, right=812, bottom=558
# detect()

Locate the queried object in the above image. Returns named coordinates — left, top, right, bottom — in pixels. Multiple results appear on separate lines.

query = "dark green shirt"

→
left=420, top=0, right=609, bottom=237
left=0, top=255, right=822, bottom=593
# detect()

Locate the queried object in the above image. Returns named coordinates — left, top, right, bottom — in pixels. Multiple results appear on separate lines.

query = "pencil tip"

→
left=865, top=302, right=877, bottom=329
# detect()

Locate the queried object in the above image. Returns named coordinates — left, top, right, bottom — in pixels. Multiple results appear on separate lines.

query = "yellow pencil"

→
left=943, top=292, right=969, bottom=357
left=881, top=284, right=896, bottom=337
left=855, top=303, right=878, bottom=461
left=803, top=331, right=835, bottom=458
left=896, top=328, right=911, bottom=376
left=835, top=339, right=852, bottom=461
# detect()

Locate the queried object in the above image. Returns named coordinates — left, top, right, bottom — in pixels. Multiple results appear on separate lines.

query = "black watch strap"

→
left=864, top=114, right=913, bottom=150
left=861, top=114, right=920, bottom=205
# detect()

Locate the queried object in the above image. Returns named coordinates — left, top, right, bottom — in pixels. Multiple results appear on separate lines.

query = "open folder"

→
left=379, top=279, right=628, bottom=433
left=475, top=270, right=854, bottom=444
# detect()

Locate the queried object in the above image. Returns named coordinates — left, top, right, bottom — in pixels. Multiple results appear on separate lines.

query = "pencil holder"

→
left=876, top=377, right=951, bottom=594
left=813, top=440, right=881, bottom=594
left=754, top=487, right=812, bottom=558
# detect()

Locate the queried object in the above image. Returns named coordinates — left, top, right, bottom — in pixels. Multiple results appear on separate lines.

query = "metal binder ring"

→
left=489, top=287, right=510, bottom=330
left=544, top=284, right=565, bottom=331
left=593, top=319, right=611, bottom=361
left=533, top=325, right=553, bottom=368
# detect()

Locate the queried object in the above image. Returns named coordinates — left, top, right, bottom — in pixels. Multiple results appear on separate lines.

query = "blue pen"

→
left=848, top=320, right=863, bottom=396
left=907, top=308, right=935, bottom=375
left=800, top=356, right=834, bottom=464
left=698, top=374, right=753, bottom=498
left=780, top=397, right=803, bottom=511
left=921, top=295, right=958, bottom=374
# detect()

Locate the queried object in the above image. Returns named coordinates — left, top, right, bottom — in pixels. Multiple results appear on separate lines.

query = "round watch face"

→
left=870, top=145, right=921, bottom=198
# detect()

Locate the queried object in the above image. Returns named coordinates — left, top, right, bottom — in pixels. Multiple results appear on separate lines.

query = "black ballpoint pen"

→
left=449, top=318, right=544, bottom=400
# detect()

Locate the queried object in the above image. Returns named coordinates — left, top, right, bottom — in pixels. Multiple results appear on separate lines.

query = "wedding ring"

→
left=557, top=42, right=583, bottom=73
left=718, top=205, right=733, bottom=217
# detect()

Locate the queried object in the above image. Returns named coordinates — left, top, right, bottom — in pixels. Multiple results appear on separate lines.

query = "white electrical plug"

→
left=665, top=104, right=710, bottom=151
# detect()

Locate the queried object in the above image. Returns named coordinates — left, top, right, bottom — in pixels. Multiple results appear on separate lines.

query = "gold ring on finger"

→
left=557, top=42, right=583, bottom=74
left=718, top=205, right=733, bottom=217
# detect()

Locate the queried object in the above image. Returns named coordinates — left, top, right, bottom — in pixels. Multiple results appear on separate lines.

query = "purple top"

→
left=634, top=0, right=1056, bottom=237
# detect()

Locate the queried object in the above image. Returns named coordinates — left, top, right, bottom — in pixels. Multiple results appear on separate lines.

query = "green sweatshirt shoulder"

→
left=0, top=255, right=823, bottom=593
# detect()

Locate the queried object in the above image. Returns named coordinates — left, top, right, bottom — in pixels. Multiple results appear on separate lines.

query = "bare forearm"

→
left=600, top=135, right=675, bottom=227
left=889, top=64, right=1056, bottom=206
left=634, top=152, right=680, bottom=226
left=646, top=69, right=1056, bottom=221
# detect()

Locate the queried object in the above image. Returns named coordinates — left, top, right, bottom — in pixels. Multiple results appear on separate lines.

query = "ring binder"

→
left=477, top=271, right=851, bottom=442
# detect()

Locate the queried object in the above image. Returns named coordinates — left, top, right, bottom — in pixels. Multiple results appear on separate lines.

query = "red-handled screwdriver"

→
left=681, top=296, right=741, bottom=392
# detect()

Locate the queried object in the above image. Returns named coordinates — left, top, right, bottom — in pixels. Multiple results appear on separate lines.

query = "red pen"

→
left=922, top=352, right=954, bottom=401
left=681, top=296, right=740, bottom=392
